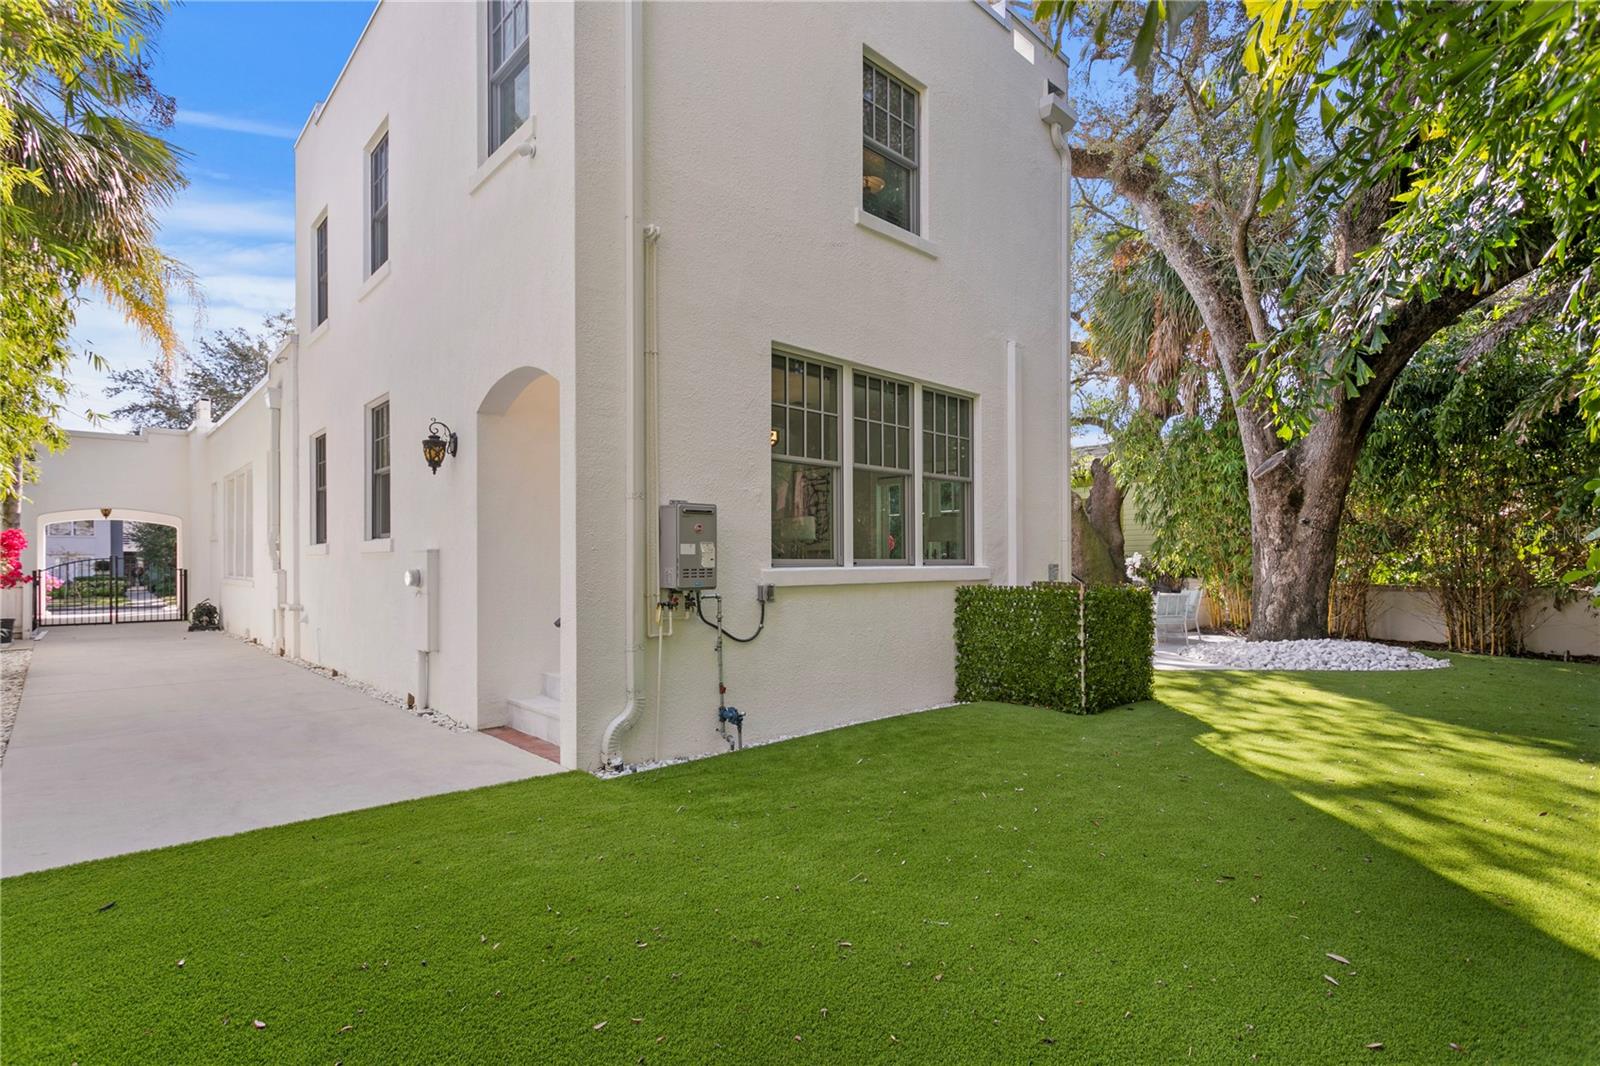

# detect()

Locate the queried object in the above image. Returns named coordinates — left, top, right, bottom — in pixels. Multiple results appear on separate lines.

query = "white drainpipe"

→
left=601, top=0, right=646, bottom=768
left=1042, top=90, right=1075, bottom=581
left=264, top=384, right=285, bottom=652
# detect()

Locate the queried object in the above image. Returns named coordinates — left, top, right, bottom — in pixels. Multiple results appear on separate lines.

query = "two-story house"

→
left=21, top=0, right=1073, bottom=771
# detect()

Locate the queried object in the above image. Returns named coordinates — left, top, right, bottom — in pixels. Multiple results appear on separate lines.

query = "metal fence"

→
left=32, top=558, right=188, bottom=627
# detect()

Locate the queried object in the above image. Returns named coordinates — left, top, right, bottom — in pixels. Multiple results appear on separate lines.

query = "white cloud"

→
left=162, top=195, right=294, bottom=239
left=176, top=109, right=300, bottom=140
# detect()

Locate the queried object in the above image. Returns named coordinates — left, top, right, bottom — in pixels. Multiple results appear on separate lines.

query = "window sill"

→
left=360, top=538, right=393, bottom=554
left=469, top=116, right=537, bottom=196
left=304, top=319, right=331, bottom=347
left=357, top=260, right=391, bottom=301
left=224, top=577, right=255, bottom=587
left=761, top=565, right=989, bottom=587
left=305, top=543, right=328, bottom=557
left=853, top=208, right=939, bottom=259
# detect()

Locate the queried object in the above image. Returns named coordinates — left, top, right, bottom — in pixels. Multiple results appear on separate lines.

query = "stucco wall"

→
left=289, top=0, right=579, bottom=727
left=1365, top=585, right=1599, bottom=658
left=198, top=386, right=278, bottom=643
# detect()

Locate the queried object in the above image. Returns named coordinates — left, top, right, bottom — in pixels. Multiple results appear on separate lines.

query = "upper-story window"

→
left=311, top=432, right=328, bottom=546
left=369, top=134, right=389, bottom=274
left=862, top=58, right=919, bottom=234
left=314, top=217, right=329, bottom=326
left=487, top=0, right=530, bottom=153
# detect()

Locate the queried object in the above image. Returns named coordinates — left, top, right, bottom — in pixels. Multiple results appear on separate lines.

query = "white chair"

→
left=1154, top=592, right=1188, bottom=644
left=1181, top=587, right=1203, bottom=641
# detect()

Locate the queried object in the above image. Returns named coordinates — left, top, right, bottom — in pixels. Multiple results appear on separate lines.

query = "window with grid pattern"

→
left=224, top=466, right=253, bottom=578
left=314, top=218, right=328, bottom=326
left=862, top=58, right=919, bottom=233
left=852, top=371, right=913, bottom=562
left=771, top=353, right=840, bottom=564
left=311, top=433, right=328, bottom=545
left=488, top=0, right=530, bottom=153
left=922, top=389, right=973, bottom=563
left=369, top=134, right=388, bottom=273
left=368, top=401, right=391, bottom=540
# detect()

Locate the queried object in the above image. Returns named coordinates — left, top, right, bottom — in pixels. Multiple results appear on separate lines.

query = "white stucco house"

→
left=19, top=0, right=1075, bottom=770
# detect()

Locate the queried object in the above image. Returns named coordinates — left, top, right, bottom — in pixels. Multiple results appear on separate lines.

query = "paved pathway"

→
left=0, top=625, right=560, bottom=876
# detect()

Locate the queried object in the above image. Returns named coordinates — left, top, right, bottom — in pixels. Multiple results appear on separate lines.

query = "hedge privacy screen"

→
left=953, top=584, right=1154, bottom=713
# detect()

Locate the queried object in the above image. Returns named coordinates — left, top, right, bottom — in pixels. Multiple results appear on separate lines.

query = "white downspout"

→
left=601, top=0, right=645, bottom=768
left=284, top=336, right=303, bottom=660
left=1042, top=90, right=1075, bottom=581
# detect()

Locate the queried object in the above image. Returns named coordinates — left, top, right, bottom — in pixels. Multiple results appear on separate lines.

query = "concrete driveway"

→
left=0, top=625, right=561, bottom=876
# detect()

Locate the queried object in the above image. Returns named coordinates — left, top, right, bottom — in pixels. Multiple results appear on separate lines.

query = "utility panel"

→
left=660, top=501, right=717, bottom=590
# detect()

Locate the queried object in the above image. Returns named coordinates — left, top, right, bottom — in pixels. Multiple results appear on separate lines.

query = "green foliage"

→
left=1083, top=585, right=1154, bottom=710
left=954, top=584, right=1080, bottom=712
left=107, top=312, right=288, bottom=429
left=953, top=584, right=1153, bottom=713
left=1344, top=324, right=1599, bottom=653
left=1114, top=411, right=1253, bottom=629
left=1, top=0, right=184, bottom=509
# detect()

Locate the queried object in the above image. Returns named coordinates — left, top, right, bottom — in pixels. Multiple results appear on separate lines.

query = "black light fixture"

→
left=422, top=419, right=457, bottom=475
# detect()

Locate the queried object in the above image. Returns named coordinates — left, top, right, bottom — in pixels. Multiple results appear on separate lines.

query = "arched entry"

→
left=32, top=508, right=187, bottom=626
left=475, top=367, right=564, bottom=760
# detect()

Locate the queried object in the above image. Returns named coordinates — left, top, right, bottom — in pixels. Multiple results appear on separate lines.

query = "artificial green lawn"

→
left=2, top=655, right=1596, bottom=1063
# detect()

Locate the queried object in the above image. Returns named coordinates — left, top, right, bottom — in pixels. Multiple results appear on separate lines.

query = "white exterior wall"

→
left=289, top=0, right=578, bottom=725
left=614, top=2, right=1067, bottom=763
left=198, top=385, right=279, bottom=643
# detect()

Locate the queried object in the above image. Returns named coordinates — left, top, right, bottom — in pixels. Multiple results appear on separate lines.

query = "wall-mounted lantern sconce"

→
left=422, top=419, right=458, bottom=475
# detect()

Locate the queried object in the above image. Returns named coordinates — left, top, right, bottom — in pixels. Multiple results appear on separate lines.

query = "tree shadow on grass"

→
left=1157, top=661, right=1600, bottom=960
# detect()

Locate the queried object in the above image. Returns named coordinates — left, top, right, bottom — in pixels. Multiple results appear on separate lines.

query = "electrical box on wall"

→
left=660, top=501, right=717, bottom=590
left=404, top=548, right=440, bottom=652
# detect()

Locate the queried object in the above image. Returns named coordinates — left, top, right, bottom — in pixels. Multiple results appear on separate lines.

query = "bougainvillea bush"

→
left=0, top=528, right=34, bottom=590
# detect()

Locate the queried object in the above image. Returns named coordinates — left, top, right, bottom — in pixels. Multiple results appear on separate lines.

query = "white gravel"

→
left=1178, top=638, right=1449, bottom=671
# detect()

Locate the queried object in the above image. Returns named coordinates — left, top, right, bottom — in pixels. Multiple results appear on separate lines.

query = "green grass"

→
left=2, top=655, right=1596, bottom=1063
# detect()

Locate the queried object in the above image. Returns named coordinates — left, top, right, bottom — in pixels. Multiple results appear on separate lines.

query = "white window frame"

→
left=485, top=0, right=530, bottom=156
left=312, top=211, right=330, bottom=328
left=365, top=398, right=392, bottom=543
left=770, top=345, right=977, bottom=574
left=310, top=431, right=328, bottom=546
left=223, top=465, right=253, bottom=580
left=861, top=49, right=925, bottom=237
left=366, top=125, right=390, bottom=277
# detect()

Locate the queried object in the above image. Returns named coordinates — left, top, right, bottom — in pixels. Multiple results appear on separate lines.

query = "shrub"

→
left=954, top=584, right=1154, bottom=714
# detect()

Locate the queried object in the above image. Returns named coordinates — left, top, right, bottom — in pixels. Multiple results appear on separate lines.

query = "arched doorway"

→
left=475, top=367, right=563, bottom=760
left=32, top=508, right=186, bottom=626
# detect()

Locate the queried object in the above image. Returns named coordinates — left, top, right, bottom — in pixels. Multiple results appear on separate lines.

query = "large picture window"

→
left=368, top=400, right=391, bottom=541
left=862, top=57, right=919, bottom=233
left=771, top=353, right=840, bottom=564
left=771, top=349, right=975, bottom=569
left=487, top=0, right=530, bottom=154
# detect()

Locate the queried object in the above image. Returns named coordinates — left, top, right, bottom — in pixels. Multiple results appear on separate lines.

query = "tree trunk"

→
left=1085, top=458, right=1126, bottom=577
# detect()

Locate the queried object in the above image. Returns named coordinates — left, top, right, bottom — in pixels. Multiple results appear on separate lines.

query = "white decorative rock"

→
left=1180, top=638, right=1449, bottom=672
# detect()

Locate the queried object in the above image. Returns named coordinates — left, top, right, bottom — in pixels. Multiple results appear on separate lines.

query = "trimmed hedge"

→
left=1083, top=585, right=1155, bottom=711
left=954, top=584, right=1154, bottom=714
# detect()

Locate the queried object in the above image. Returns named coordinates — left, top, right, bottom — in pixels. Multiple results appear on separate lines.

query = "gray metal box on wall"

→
left=660, top=501, right=717, bottom=590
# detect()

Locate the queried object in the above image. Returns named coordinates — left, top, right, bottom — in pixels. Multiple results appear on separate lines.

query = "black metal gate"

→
left=32, top=558, right=188, bottom=627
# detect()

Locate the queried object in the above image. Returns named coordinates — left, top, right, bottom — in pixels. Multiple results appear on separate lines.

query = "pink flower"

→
left=0, top=527, right=32, bottom=589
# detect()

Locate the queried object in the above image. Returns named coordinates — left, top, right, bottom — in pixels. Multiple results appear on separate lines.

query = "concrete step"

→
left=542, top=671, right=562, bottom=701
left=508, top=695, right=559, bottom=744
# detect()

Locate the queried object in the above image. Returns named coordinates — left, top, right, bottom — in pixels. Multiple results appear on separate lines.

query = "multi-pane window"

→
left=771, top=353, right=840, bottom=564
left=311, top=433, right=328, bottom=545
left=314, top=218, right=329, bottom=326
left=369, top=134, right=389, bottom=273
left=487, top=0, right=530, bottom=154
left=852, top=372, right=912, bottom=563
left=923, top=390, right=973, bottom=563
left=224, top=466, right=253, bottom=579
left=368, top=401, right=391, bottom=540
left=862, top=58, right=919, bottom=233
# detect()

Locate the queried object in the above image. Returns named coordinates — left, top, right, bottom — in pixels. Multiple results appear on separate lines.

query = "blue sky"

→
left=61, top=1, right=377, bottom=431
